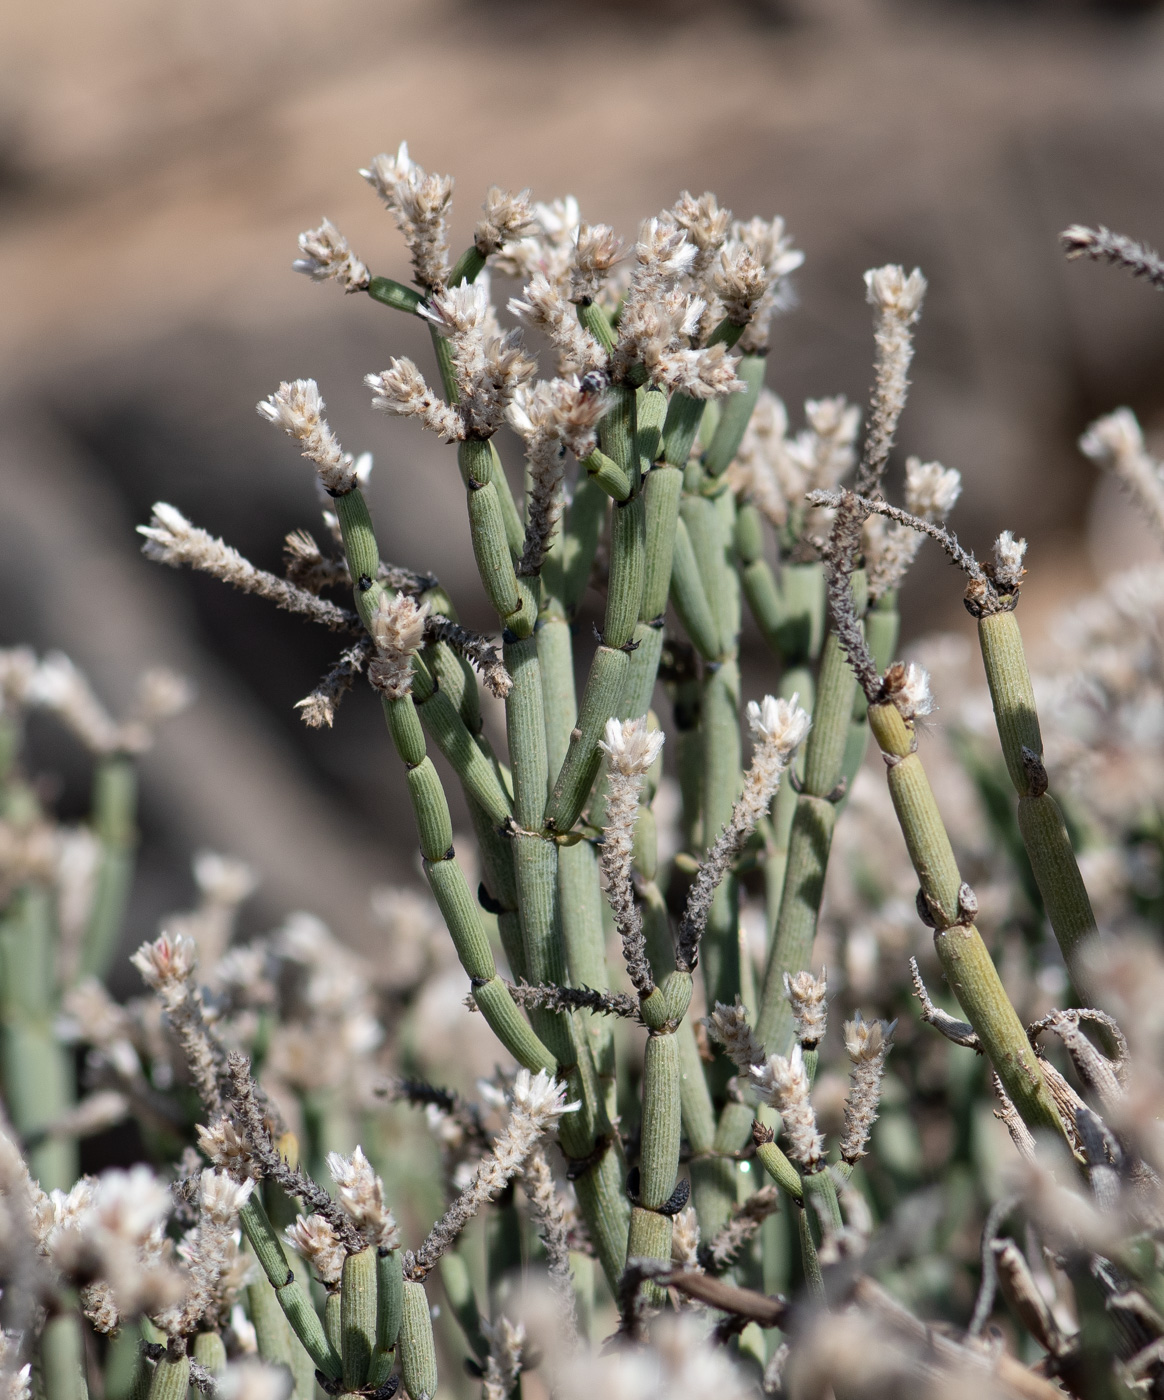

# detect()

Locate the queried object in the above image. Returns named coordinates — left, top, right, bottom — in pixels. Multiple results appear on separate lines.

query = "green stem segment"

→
left=978, top=610, right=1098, bottom=990
left=341, top=1246, right=378, bottom=1392
left=399, top=1281, right=438, bottom=1400
left=384, top=692, right=556, bottom=1075
left=78, top=755, right=137, bottom=982
left=867, top=701, right=1066, bottom=1138
left=238, top=1196, right=342, bottom=1381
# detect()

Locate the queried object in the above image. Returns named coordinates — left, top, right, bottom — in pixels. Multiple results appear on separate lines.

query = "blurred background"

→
left=3, top=0, right=1164, bottom=968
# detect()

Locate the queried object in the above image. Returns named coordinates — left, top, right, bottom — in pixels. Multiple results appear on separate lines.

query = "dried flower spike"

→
left=706, top=1000, right=766, bottom=1072
left=257, top=379, right=357, bottom=495
left=293, top=218, right=370, bottom=292
left=749, top=1044, right=825, bottom=1172
left=839, top=1013, right=895, bottom=1164
left=784, top=969, right=828, bottom=1049
left=368, top=593, right=429, bottom=699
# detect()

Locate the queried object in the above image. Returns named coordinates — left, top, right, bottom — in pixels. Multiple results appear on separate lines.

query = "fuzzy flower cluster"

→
left=749, top=1044, right=826, bottom=1172
left=392, top=280, right=538, bottom=439
left=991, top=530, right=1028, bottom=595
left=676, top=696, right=809, bottom=973
left=368, top=593, right=429, bottom=699
left=257, top=379, right=357, bottom=495
left=610, top=215, right=745, bottom=400
left=1079, top=407, right=1164, bottom=541
left=731, top=390, right=862, bottom=534
left=31, top=1165, right=180, bottom=1332
left=569, top=223, right=623, bottom=304
left=839, top=1013, right=895, bottom=1164
left=325, top=1145, right=400, bottom=1250
left=784, top=968, right=829, bottom=1048
left=508, top=273, right=607, bottom=377
left=0, top=1332, right=29, bottom=1400
left=858, top=265, right=927, bottom=492
left=156, top=1169, right=255, bottom=1337
left=284, top=1211, right=345, bottom=1288
left=361, top=141, right=453, bottom=290
left=140, top=503, right=353, bottom=633
left=407, top=1071, right=578, bottom=1281
left=507, top=377, right=608, bottom=576
left=293, top=218, right=370, bottom=293
left=474, top=186, right=538, bottom=257
left=865, top=456, right=962, bottom=599
left=130, top=929, right=198, bottom=1003
left=5, top=650, right=190, bottom=758
left=881, top=661, right=935, bottom=723
left=706, top=999, right=766, bottom=1072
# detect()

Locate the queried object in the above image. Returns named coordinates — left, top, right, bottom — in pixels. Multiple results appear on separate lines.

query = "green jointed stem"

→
left=246, top=1272, right=294, bottom=1373
left=191, top=1332, right=226, bottom=1378
left=368, top=276, right=425, bottom=315
left=630, top=1028, right=681, bottom=1273
left=756, top=1139, right=803, bottom=1200
left=700, top=661, right=742, bottom=1012
left=621, top=625, right=665, bottom=730
left=1017, top=795, right=1098, bottom=971
left=40, top=1312, right=88, bottom=1400
left=577, top=300, right=616, bottom=356
left=978, top=610, right=1098, bottom=981
left=605, top=493, right=647, bottom=651
left=78, top=755, right=136, bottom=982
left=747, top=576, right=867, bottom=1116
left=796, top=1204, right=825, bottom=1303
left=145, top=1354, right=186, bottom=1400
left=503, top=632, right=574, bottom=1059
left=545, top=646, right=628, bottom=833
left=429, top=631, right=481, bottom=738
left=978, top=610, right=1043, bottom=797
left=639, top=1032, right=681, bottom=1208
left=410, top=661, right=511, bottom=828
left=802, top=1168, right=843, bottom=1234
left=439, top=1252, right=489, bottom=1361
left=554, top=475, right=608, bottom=616
left=866, top=701, right=1066, bottom=1138
left=670, top=518, right=721, bottom=661
left=369, top=1247, right=404, bottom=1388
left=504, top=635, right=549, bottom=830
left=573, top=1144, right=630, bottom=1288
left=449, top=244, right=487, bottom=287
left=325, top=1291, right=342, bottom=1357
left=467, top=481, right=528, bottom=633
left=340, top=1246, right=377, bottom=1391
left=599, top=385, right=637, bottom=480
left=399, top=1282, right=438, bottom=1400
left=471, top=978, right=557, bottom=1074
left=636, top=385, right=667, bottom=469
left=535, top=600, right=617, bottom=1092
left=641, top=465, right=683, bottom=620
left=537, top=608, right=577, bottom=778
left=680, top=491, right=729, bottom=656
left=580, top=449, right=631, bottom=502
left=703, top=353, right=766, bottom=477
left=662, top=394, right=707, bottom=469
left=0, top=886, right=76, bottom=1189
left=382, top=693, right=556, bottom=1074
left=333, top=489, right=382, bottom=627
left=239, top=1195, right=342, bottom=1380
left=866, top=589, right=901, bottom=673
left=503, top=618, right=630, bottom=1276
left=559, top=839, right=616, bottom=1098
